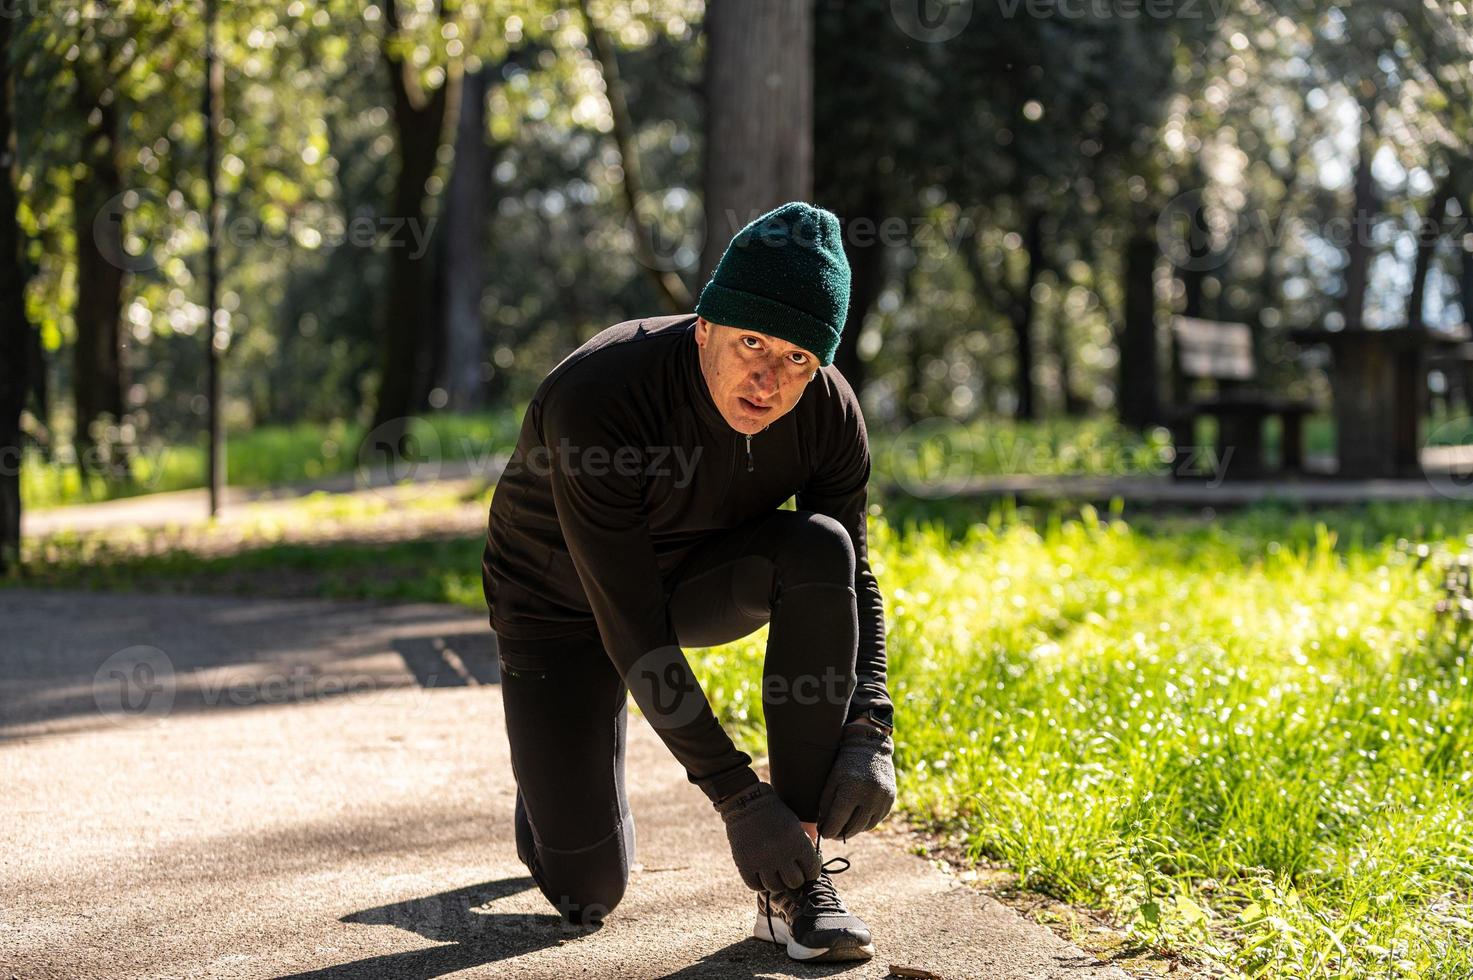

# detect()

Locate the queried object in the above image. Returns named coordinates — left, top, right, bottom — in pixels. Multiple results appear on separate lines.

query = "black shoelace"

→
left=765, top=851, right=852, bottom=942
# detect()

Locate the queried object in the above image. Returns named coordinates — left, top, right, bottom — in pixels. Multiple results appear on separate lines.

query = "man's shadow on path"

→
left=270, top=875, right=871, bottom=980
left=271, top=876, right=596, bottom=980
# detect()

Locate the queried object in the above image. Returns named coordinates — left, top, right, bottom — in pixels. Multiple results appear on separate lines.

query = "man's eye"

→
left=790, top=353, right=807, bottom=365
left=742, top=336, right=760, bottom=348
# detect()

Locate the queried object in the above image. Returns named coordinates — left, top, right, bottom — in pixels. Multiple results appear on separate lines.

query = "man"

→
left=481, top=201, right=896, bottom=963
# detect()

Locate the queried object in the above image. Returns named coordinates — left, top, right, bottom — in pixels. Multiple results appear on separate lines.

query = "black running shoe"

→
left=753, top=853, right=875, bottom=962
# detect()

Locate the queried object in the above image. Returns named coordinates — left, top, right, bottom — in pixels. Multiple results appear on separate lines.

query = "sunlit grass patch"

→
left=19, top=409, right=520, bottom=509
left=691, top=502, right=1473, bottom=976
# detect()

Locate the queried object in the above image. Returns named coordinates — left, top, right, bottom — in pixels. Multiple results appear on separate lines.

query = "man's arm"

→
left=794, top=380, right=893, bottom=727
left=540, top=388, right=760, bottom=803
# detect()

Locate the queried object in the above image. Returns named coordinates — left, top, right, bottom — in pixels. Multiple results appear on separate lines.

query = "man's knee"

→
left=541, top=873, right=628, bottom=927
left=776, top=511, right=855, bottom=586
left=522, top=817, right=633, bottom=926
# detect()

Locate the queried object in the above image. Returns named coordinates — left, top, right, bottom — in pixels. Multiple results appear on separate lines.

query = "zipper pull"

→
left=745, top=433, right=754, bottom=472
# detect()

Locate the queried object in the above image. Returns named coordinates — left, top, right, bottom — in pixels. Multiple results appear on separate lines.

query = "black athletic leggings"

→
left=497, top=508, right=860, bottom=924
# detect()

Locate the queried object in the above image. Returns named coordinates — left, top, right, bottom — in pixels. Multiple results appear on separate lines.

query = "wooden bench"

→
left=1165, top=317, right=1316, bottom=479
left=1425, top=332, right=1473, bottom=418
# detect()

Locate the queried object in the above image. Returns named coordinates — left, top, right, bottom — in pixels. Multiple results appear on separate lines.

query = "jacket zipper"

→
left=743, top=422, right=772, bottom=473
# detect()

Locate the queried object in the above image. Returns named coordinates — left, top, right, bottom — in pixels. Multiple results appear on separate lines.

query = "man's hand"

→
left=715, top=782, right=821, bottom=891
left=817, top=722, right=896, bottom=841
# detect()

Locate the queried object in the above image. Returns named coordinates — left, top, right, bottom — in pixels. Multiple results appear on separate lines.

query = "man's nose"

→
left=751, top=364, right=779, bottom=397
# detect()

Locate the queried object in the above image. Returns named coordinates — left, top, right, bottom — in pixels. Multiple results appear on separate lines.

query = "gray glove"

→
left=817, top=723, right=896, bottom=841
left=715, top=782, right=821, bottom=892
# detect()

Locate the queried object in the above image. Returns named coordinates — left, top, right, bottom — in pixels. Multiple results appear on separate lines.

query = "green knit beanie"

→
left=694, top=201, right=851, bottom=366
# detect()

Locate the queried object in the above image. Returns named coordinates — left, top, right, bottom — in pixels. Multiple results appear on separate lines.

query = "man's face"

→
left=693, top=318, right=819, bottom=434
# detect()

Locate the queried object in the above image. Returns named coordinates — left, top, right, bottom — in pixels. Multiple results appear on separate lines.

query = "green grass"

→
left=19, top=410, right=521, bottom=509
left=869, top=414, right=1352, bottom=489
left=697, top=499, right=1473, bottom=978
left=13, top=492, right=1473, bottom=976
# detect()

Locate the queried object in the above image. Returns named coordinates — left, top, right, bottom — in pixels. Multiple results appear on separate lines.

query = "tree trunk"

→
left=1343, top=108, right=1378, bottom=331
left=700, top=0, right=813, bottom=281
left=581, top=0, right=692, bottom=312
left=1179, top=158, right=1209, bottom=320
left=371, top=0, right=459, bottom=430
left=439, top=65, right=490, bottom=413
left=904, top=326, right=927, bottom=423
left=1009, top=210, right=1047, bottom=421
left=1462, top=227, right=1473, bottom=326
left=829, top=193, right=887, bottom=391
left=1, top=14, right=32, bottom=571
left=1118, top=226, right=1161, bottom=428
left=70, top=72, right=128, bottom=478
left=1052, top=306, right=1084, bottom=416
left=1407, top=171, right=1454, bottom=329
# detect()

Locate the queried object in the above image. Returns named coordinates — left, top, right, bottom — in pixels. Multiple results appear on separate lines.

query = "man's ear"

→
left=694, top=316, right=712, bottom=346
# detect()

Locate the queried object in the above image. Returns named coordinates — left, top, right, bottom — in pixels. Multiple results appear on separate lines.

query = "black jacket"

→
left=482, top=314, right=891, bottom=802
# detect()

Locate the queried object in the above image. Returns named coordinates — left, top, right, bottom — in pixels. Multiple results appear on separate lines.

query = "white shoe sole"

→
left=752, top=913, right=876, bottom=962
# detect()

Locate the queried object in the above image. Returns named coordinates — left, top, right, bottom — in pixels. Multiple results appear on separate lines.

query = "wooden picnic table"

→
left=1288, top=324, right=1473, bottom=478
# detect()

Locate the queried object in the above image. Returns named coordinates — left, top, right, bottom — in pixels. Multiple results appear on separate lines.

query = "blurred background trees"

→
left=3, top=0, right=1472, bottom=509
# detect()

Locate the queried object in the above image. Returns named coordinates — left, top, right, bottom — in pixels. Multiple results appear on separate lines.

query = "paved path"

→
left=20, top=459, right=498, bottom=538
left=23, top=450, right=1473, bottom=542
left=1, top=590, right=1129, bottom=980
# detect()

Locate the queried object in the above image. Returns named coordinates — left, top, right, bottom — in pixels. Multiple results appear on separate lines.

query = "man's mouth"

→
left=738, top=396, right=772, bottom=414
